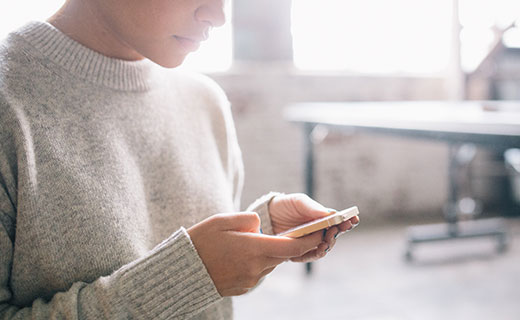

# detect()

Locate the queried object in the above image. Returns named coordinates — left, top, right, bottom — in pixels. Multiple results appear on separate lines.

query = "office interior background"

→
left=1, top=0, right=519, bottom=319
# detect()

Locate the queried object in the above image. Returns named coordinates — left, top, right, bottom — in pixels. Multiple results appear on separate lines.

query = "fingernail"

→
left=352, top=222, right=359, bottom=227
left=325, top=246, right=330, bottom=253
left=334, top=232, right=339, bottom=239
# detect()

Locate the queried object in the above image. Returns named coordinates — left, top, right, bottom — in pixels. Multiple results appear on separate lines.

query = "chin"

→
left=151, top=54, right=187, bottom=69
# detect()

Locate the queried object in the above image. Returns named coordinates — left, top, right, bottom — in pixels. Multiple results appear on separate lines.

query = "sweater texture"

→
left=0, top=21, right=274, bottom=319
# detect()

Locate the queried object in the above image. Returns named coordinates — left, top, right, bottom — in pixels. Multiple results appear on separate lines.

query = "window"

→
left=0, top=1, right=232, bottom=73
left=0, top=1, right=64, bottom=39
left=291, top=0, right=453, bottom=75
left=459, top=0, right=520, bottom=72
left=292, top=0, right=520, bottom=75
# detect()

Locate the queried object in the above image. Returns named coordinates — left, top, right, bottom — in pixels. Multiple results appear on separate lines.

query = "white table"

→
left=284, top=101, right=520, bottom=269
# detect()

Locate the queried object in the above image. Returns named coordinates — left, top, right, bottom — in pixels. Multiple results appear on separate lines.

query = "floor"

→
left=233, top=217, right=520, bottom=320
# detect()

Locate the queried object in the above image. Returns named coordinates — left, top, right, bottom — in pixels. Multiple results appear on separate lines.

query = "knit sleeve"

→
left=0, top=223, right=221, bottom=319
left=246, top=192, right=283, bottom=236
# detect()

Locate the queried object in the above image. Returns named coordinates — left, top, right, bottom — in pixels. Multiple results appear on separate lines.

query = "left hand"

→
left=269, top=193, right=359, bottom=263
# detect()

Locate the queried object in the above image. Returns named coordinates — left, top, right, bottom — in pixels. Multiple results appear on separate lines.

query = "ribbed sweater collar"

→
left=16, top=21, right=156, bottom=91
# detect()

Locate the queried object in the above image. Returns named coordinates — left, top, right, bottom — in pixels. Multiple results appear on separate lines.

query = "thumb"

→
left=215, top=212, right=261, bottom=233
left=293, top=194, right=332, bottom=220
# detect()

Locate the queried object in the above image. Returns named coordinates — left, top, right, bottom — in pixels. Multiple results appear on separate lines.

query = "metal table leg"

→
left=304, top=123, right=316, bottom=275
left=405, top=143, right=509, bottom=260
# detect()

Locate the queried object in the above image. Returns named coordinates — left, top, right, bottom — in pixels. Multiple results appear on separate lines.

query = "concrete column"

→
left=232, top=0, right=293, bottom=62
left=446, top=0, right=465, bottom=100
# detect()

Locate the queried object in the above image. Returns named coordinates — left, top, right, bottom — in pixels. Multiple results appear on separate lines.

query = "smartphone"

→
left=276, top=206, right=360, bottom=238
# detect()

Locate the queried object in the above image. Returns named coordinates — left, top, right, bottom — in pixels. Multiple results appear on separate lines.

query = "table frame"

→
left=287, top=102, right=519, bottom=272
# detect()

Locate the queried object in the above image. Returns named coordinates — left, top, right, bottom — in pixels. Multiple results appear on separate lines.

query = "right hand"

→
left=187, top=212, right=323, bottom=296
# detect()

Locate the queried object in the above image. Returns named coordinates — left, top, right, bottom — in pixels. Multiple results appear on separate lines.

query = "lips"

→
left=174, top=35, right=201, bottom=52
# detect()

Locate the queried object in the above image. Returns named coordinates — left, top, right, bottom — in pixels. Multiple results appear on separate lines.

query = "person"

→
left=0, top=0, right=359, bottom=319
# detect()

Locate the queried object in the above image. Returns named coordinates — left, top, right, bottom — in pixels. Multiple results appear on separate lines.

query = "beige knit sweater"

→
left=0, top=21, right=273, bottom=319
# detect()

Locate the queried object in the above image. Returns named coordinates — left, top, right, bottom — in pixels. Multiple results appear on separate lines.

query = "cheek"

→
left=148, top=0, right=194, bottom=34
left=118, top=0, right=187, bottom=41
left=108, top=1, right=195, bottom=66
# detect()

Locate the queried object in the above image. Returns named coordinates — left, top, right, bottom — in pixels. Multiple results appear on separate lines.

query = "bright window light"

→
left=459, top=27, right=495, bottom=72
left=0, top=1, right=232, bottom=73
left=459, top=0, right=520, bottom=72
left=291, top=0, right=453, bottom=75
left=503, top=25, right=520, bottom=48
left=459, top=0, right=520, bottom=29
left=0, top=1, right=64, bottom=39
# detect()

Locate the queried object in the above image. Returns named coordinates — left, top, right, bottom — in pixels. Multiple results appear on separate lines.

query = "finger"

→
left=292, top=193, right=331, bottom=220
left=214, top=212, right=261, bottom=233
left=323, top=231, right=337, bottom=251
left=338, top=215, right=360, bottom=232
left=259, top=266, right=276, bottom=279
left=326, top=236, right=336, bottom=251
left=290, top=242, right=328, bottom=263
left=257, top=231, right=323, bottom=258
left=324, top=226, right=339, bottom=243
left=262, top=256, right=287, bottom=270
left=349, top=215, right=360, bottom=226
left=317, top=241, right=329, bottom=255
left=337, top=220, right=353, bottom=233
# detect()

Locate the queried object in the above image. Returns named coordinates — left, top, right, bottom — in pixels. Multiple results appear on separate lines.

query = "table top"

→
left=284, top=101, right=520, bottom=147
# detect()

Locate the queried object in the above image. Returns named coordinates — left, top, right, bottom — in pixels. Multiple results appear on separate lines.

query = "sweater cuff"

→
left=116, top=228, right=221, bottom=320
left=246, top=192, right=283, bottom=236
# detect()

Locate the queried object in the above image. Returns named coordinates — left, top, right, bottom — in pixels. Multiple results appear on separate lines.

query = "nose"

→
left=195, top=0, right=226, bottom=28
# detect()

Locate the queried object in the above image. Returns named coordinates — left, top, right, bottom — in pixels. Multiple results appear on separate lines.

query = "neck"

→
left=47, top=0, right=143, bottom=61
